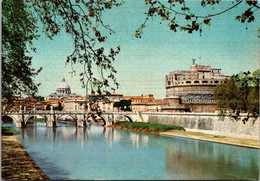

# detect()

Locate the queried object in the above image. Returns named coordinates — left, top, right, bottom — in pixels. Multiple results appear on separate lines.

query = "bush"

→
left=115, top=122, right=185, bottom=131
left=2, top=127, right=19, bottom=135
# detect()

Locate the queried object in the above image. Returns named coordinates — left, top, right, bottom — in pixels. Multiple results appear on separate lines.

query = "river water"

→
left=5, top=122, right=259, bottom=180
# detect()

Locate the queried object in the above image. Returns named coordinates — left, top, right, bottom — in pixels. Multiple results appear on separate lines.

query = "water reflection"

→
left=16, top=123, right=259, bottom=180
left=20, top=123, right=151, bottom=149
left=103, top=127, right=149, bottom=148
left=20, top=123, right=88, bottom=149
left=165, top=138, right=259, bottom=180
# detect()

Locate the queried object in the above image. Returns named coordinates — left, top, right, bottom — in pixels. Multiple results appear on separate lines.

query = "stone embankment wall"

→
left=141, top=112, right=259, bottom=140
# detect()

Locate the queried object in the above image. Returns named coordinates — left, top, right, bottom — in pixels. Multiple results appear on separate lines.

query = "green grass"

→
left=2, top=127, right=19, bottom=135
left=115, top=122, right=185, bottom=131
left=33, top=118, right=45, bottom=121
left=27, top=118, right=45, bottom=122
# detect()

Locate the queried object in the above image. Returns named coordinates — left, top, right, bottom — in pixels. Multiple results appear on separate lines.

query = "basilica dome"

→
left=47, top=77, right=80, bottom=100
left=58, top=78, right=70, bottom=89
left=56, top=78, right=71, bottom=95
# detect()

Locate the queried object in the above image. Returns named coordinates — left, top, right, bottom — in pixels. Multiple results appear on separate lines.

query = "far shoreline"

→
left=108, top=125, right=259, bottom=149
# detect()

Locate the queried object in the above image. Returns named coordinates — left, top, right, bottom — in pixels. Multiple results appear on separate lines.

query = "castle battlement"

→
left=163, top=64, right=230, bottom=112
left=165, top=64, right=230, bottom=96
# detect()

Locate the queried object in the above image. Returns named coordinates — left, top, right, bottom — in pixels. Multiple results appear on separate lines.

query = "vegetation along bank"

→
left=2, top=127, right=19, bottom=136
left=108, top=122, right=185, bottom=133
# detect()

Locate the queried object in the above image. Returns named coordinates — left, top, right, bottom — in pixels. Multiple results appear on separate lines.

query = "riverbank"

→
left=1, top=136, right=50, bottom=180
left=161, top=130, right=259, bottom=149
left=2, top=127, right=19, bottom=136
left=108, top=124, right=165, bottom=133
left=108, top=124, right=259, bottom=149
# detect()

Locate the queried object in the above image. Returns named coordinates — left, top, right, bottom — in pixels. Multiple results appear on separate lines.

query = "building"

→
left=96, top=94, right=123, bottom=111
left=131, top=99, right=169, bottom=112
left=3, top=97, right=41, bottom=111
left=164, top=63, right=230, bottom=112
left=123, top=94, right=155, bottom=103
left=35, top=101, right=44, bottom=110
left=63, top=94, right=124, bottom=111
left=123, top=94, right=169, bottom=112
left=46, top=78, right=79, bottom=100
left=63, top=97, right=87, bottom=111
left=43, top=99, right=64, bottom=110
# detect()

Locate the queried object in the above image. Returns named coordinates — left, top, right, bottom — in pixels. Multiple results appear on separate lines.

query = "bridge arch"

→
left=114, top=114, right=133, bottom=123
left=56, top=114, right=78, bottom=126
left=24, top=114, right=47, bottom=124
left=87, top=114, right=108, bottom=126
left=2, top=115, right=18, bottom=123
left=24, top=115, right=35, bottom=124
left=57, top=114, right=77, bottom=121
left=98, top=115, right=108, bottom=126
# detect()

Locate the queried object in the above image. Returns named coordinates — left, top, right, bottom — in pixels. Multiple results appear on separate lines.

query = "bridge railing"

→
left=3, top=110, right=93, bottom=115
left=102, top=110, right=135, bottom=114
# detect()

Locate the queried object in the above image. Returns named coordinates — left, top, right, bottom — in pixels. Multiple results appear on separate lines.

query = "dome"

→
left=47, top=77, right=80, bottom=99
left=57, top=78, right=70, bottom=89
left=56, top=78, right=71, bottom=95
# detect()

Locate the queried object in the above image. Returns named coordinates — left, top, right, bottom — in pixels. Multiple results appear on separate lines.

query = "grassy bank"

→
left=112, top=122, right=185, bottom=132
left=27, top=118, right=45, bottom=122
left=2, top=127, right=19, bottom=136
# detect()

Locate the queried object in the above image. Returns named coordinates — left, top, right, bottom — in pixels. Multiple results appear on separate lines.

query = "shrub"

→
left=115, top=122, right=185, bottom=131
left=2, top=127, right=19, bottom=135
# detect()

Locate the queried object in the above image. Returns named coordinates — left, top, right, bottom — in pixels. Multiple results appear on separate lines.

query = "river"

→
left=4, top=121, right=259, bottom=180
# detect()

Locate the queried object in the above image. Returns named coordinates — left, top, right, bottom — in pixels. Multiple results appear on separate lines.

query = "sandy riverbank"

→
left=160, top=130, right=259, bottom=149
left=108, top=125, right=259, bottom=149
left=1, top=136, right=50, bottom=180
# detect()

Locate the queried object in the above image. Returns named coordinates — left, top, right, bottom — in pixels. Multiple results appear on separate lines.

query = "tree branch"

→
left=157, top=0, right=243, bottom=19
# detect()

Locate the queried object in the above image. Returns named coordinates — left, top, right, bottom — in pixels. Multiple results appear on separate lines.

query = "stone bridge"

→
left=2, top=108, right=259, bottom=140
left=2, top=108, right=145, bottom=127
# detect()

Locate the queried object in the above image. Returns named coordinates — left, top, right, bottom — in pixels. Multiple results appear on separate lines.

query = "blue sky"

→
left=31, top=1, right=259, bottom=99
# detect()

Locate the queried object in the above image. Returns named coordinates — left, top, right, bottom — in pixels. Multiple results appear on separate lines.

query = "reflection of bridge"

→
left=2, top=109, right=144, bottom=127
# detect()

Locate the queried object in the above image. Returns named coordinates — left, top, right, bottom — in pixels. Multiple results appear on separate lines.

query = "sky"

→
left=30, top=1, right=260, bottom=99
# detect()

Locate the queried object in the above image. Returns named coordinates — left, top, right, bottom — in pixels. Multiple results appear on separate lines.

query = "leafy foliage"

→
left=113, top=99, right=132, bottom=111
left=2, top=0, right=42, bottom=104
left=2, top=127, right=19, bottom=135
left=115, top=121, right=185, bottom=131
left=53, top=105, right=63, bottom=111
left=2, top=0, right=123, bottom=105
left=29, top=0, right=122, bottom=96
left=2, top=0, right=259, bottom=110
left=46, top=103, right=63, bottom=111
left=135, top=0, right=259, bottom=38
left=38, top=96, right=45, bottom=102
left=46, top=105, right=51, bottom=110
left=214, top=70, right=259, bottom=117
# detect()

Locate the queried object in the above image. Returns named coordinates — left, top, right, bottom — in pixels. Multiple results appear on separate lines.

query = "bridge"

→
left=2, top=107, right=145, bottom=127
left=2, top=107, right=259, bottom=140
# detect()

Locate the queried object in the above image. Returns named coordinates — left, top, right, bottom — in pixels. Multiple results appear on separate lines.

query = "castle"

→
left=163, top=63, right=230, bottom=112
